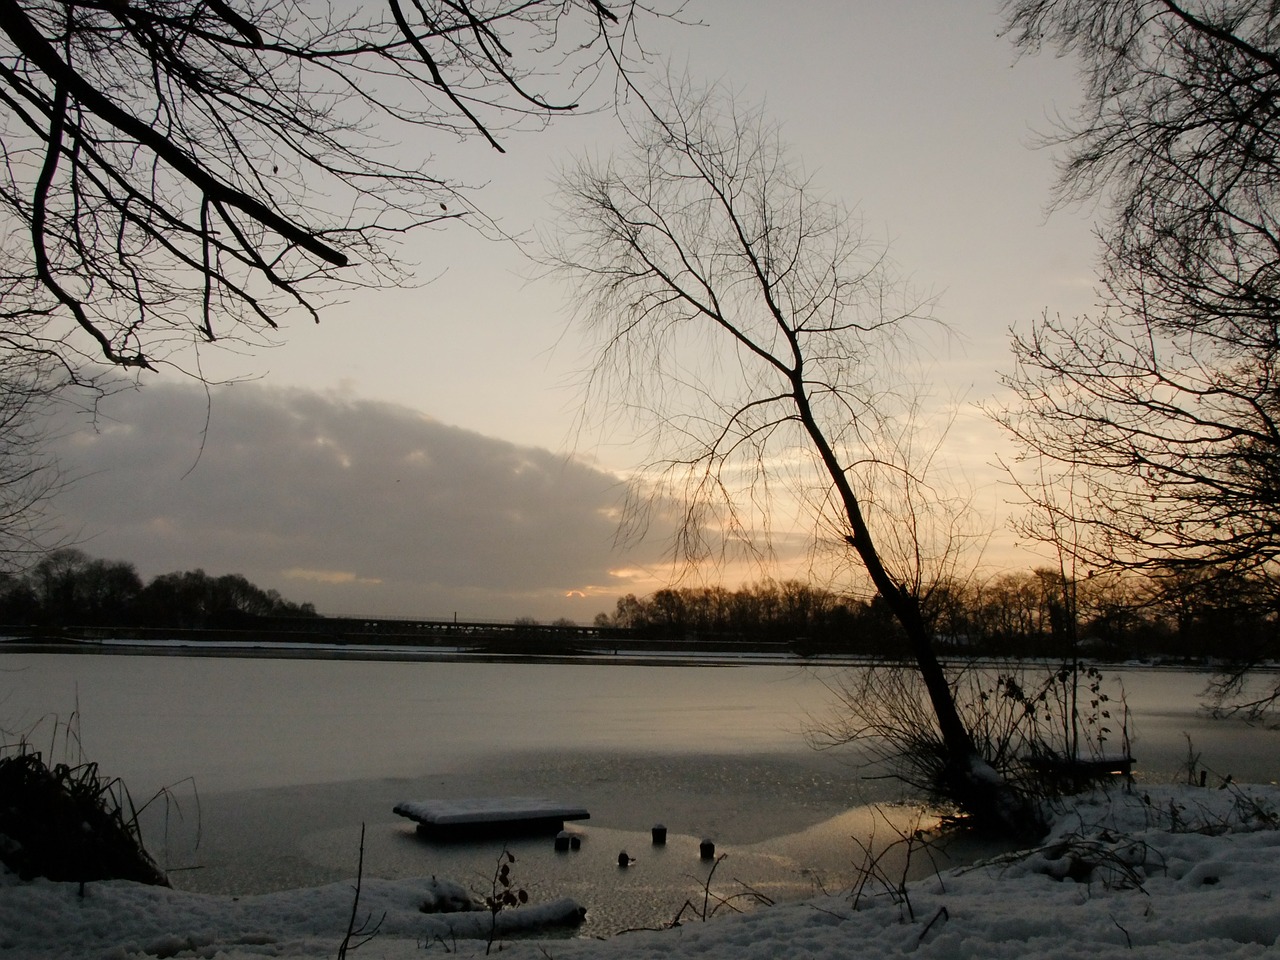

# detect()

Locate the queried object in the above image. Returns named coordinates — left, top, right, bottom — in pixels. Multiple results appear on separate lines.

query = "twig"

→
left=918, top=905, right=949, bottom=944
left=1112, top=915, right=1132, bottom=949
left=337, top=823, right=384, bottom=959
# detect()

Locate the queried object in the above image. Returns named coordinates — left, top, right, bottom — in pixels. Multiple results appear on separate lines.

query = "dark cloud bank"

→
left=46, top=383, right=654, bottom=620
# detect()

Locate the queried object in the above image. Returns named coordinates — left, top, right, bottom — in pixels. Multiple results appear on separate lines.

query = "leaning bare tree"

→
left=0, top=0, right=675, bottom=384
left=548, top=82, right=1036, bottom=832
left=997, top=1, right=1280, bottom=716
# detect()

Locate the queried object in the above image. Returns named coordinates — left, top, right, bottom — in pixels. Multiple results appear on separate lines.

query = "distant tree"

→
left=132, top=565, right=317, bottom=627
left=645, top=589, right=686, bottom=635
left=601, top=594, right=646, bottom=629
left=955, top=568, right=1150, bottom=658
left=75, top=558, right=144, bottom=623
left=967, top=574, right=1037, bottom=654
left=202, top=573, right=300, bottom=624
left=0, top=550, right=317, bottom=628
left=0, top=572, right=38, bottom=622
left=29, top=547, right=90, bottom=622
left=919, top=576, right=975, bottom=646
left=27, top=548, right=141, bottom=625
left=596, top=580, right=869, bottom=645
left=135, top=569, right=212, bottom=627
left=1075, top=571, right=1154, bottom=657
left=1152, top=565, right=1280, bottom=715
left=0, top=0, right=678, bottom=383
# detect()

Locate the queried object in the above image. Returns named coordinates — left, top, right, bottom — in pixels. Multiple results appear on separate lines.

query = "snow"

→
left=393, top=798, right=590, bottom=826
left=3, top=783, right=1278, bottom=959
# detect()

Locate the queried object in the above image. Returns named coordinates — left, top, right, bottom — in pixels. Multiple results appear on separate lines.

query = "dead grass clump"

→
left=0, top=747, right=168, bottom=886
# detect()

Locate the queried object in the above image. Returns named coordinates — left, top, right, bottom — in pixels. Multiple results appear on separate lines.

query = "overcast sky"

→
left=42, top=1, right=1101, bottom=621
left=48, top=384, right=673, bottom=620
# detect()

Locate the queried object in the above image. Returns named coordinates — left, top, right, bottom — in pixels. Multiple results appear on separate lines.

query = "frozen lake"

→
left=2, top=654, right=834, bottom=795
left=3, top=651, right=1278, bottom=937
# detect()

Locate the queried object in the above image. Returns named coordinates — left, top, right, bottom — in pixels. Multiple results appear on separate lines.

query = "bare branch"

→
left=0, top=0, right=679, bottom=379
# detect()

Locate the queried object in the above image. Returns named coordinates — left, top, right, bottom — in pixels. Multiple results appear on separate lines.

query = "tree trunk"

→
left=826, top=432, right=1039, bottom=835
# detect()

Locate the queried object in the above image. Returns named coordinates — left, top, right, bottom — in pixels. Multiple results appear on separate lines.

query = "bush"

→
left=0, top=747, right=168, bottom=886
left=808, top=661, right=1131, bottom=818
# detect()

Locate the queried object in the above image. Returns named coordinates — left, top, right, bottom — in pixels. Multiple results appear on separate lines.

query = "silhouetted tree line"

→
left=593, top=580, right=904, bottom=656
left=925, top=566, right=1279, bottom=663
left=596, top=569, right=1279, bottom=662
left=0, top=548, right=317, bottom=630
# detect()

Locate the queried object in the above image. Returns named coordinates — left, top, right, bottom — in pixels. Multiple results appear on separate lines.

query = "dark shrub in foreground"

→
left=0, top=749, right=167, bottom=886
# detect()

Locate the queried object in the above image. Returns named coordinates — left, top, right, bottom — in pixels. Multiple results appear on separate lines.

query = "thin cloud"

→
left=282, top=568, right=383, bottom=586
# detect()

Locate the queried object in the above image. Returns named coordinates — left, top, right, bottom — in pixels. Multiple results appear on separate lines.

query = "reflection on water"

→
left=3, top=651, right=1278, bottom=936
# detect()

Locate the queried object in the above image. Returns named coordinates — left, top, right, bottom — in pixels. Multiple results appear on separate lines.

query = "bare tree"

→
left=0, top=0, right=678, bottom=384
left=548, top=81, right=1036, bottom=832
left=0, top=357, right=61, bottom=571
left=1003, top=0, right=1280, bottom=350
left=998, top=1, right=1280, bottom=713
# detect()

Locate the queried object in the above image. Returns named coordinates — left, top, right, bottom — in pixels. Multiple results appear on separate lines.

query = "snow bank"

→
left=2, top=784, right=1277, bottom=960
left=0, top=870, right=585, bottom=959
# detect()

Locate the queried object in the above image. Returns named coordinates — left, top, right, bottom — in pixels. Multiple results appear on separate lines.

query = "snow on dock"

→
left=394, top=797, right=589, bottom=838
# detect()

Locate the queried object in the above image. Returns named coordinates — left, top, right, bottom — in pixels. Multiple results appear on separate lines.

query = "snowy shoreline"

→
left=4, top=782, right=1278, bottom=959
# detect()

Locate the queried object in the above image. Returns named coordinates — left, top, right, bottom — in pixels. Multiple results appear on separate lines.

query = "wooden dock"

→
left=394, top=797, right=590, bottom=840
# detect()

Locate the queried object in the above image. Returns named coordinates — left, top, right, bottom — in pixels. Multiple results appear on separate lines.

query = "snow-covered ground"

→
left=4, top=782, right=1277, bottom=960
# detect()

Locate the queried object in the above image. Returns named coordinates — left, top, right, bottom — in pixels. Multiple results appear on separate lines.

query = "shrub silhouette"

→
left=0, top=748, right=167, bottom=886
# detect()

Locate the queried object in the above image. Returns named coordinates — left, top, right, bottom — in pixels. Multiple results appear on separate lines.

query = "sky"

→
left=41, top=1, right=1102, bottom=621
